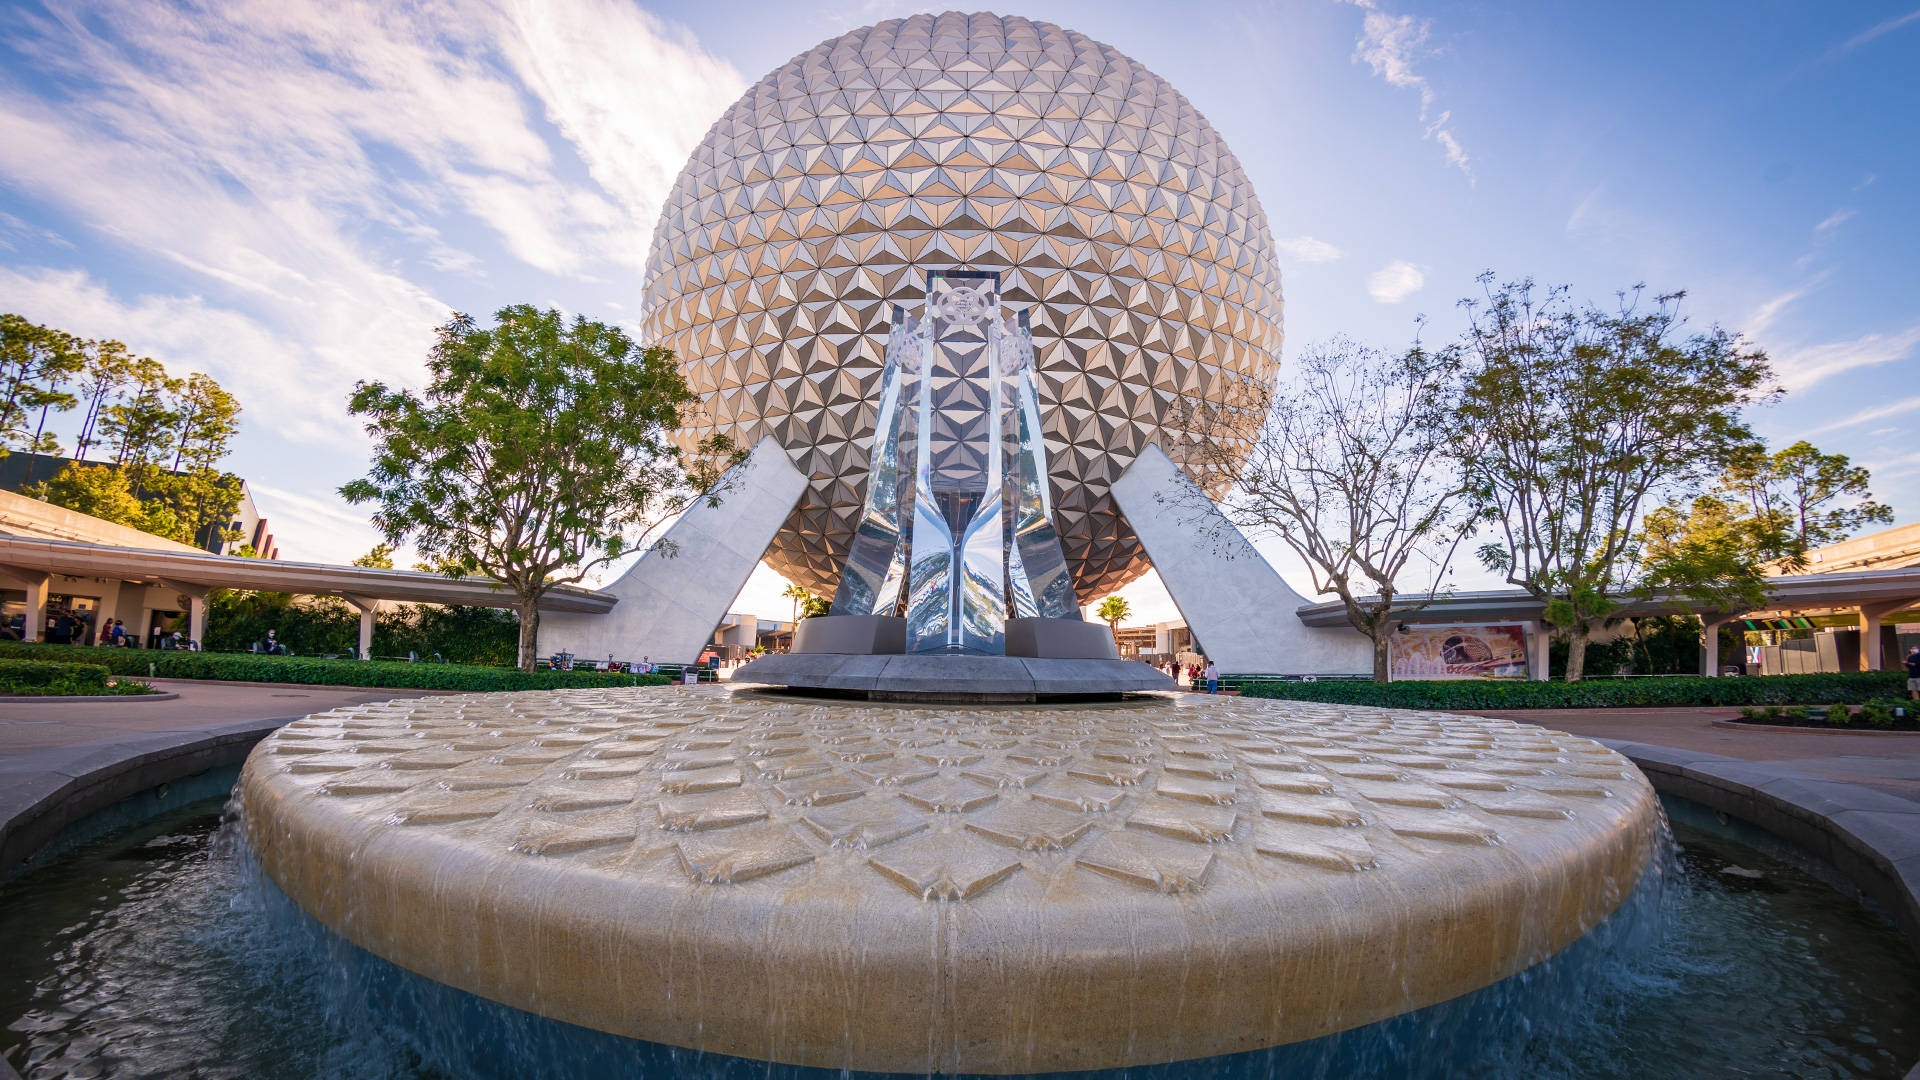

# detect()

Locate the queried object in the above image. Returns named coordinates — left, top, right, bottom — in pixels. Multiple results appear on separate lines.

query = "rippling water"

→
left=2, top=790, right=1916, bottom=1079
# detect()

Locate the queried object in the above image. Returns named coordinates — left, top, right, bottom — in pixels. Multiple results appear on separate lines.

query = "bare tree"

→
left=1177, top=336, right=1473, bottom=681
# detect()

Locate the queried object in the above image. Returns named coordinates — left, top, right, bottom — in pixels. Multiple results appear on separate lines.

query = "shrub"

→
left=0, top=658, right=152, bottom=696
left=1857, top=699, right=1900, bottom=729
left=1231, top=671, right=1907, bottom=710
left=1779, top=706, right=1812, bottom=724
left=0, top=643, right=671, bottom=693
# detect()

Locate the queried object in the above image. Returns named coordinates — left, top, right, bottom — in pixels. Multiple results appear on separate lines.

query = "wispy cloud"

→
left=1745, top=272, right=1829, bottom=338
left=1367, top=260, right=1425, bottom=303
left=1800, top=395, right=1920, bottom=438
left=1824, top=8, right=1920, bottom=62
left=1565, top=185, right=1605, bottom=234
left=1340, top=0, right=1473, bottom=181
left=1814, top=207, right=1857, bottom=234
left=0, top=0, right=744, bottom=560
left=1276, top=236, right=1345, bottom=263
left=1771, top=324, right=1920, bottom=393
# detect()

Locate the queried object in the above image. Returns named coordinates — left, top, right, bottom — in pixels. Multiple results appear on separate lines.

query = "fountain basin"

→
left=239, top=686, right=1659, bottom=1073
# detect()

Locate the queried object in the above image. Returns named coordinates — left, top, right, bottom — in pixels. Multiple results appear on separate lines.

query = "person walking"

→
left=1905, top=645, right=1920, bottom=701
left=1204, top=660, right=1219, bottom=695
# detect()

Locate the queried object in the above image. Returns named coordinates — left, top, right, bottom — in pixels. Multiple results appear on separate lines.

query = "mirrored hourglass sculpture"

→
left=733, top=268, right=1167, bottom=697
left=830, top=270, right=1081, bottom=654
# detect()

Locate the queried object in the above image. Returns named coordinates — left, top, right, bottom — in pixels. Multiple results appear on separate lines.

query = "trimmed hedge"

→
left=0, top=643, right=672, bottom=693
left=1233, top=671, right=1908, bottom=710
left=0, top=657, right=153, bottom=696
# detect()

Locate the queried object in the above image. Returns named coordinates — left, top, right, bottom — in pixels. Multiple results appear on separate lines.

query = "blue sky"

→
left=1, top=0, right=1916, bottom=624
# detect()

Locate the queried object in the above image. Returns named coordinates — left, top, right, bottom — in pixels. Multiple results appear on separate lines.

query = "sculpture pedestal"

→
left=731, top=651, right=1171, bottom=702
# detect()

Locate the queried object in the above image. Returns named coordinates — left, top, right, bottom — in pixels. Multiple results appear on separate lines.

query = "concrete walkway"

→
left=0, top=679, right=442, bottom=762
left=1481, top=706, right=1920, bottom=804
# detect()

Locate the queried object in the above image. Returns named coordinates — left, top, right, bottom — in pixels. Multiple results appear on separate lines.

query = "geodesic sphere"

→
left=643, top=11, right=1283, bottom=600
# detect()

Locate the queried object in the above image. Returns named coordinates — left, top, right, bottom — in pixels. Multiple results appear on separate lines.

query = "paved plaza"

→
left=0, top=679, right=449, bottom=761
left=3, top=685, right=1915, bottom=805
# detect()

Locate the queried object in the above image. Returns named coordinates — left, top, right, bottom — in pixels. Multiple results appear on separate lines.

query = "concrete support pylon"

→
left=158, top=578, right=210, bottom=649
left=1108, top=443, right=1371, bottom=677
left=1857, top=598, right=1920, bottom=671
left=0, top=565, right=52, bottom=642
left=1697, top=611, right=1740, bottom=677
left=343, top=594, right=380, bottom=660
left=539, top=437, right=808, bottom=665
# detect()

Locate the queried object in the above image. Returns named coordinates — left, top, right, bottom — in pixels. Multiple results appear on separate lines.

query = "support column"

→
left=1697, top=612, right=1738, bottom=677
left=1857, top=598, right=1920, bottom=671
left=343, top=595, right=379, bottom=660
left=1525, top=620, right=1551, bottom=681
left=0, top=566, right=51, bottom=642
left=158, top=579, right=210, bottom=649
left=188, top=594, right=207, bottom=649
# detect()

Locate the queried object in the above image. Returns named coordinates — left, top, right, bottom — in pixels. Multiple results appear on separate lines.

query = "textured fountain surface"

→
left=240, top=686, right=1659, bottom=1073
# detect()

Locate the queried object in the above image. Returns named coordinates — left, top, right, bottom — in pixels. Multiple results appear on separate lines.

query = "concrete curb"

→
left=0, top=714, right=300, bottom=880
left=0, top=691, right=180, bottom=703
left=1601, top=739, right=1920, bottom=953
left=1708, top=718, right=1920, bottom=737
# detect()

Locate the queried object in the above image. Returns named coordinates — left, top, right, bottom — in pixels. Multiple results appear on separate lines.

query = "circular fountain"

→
left=240, top=685, right=1658, bottom=1073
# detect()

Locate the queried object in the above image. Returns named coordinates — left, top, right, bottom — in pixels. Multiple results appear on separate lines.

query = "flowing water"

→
left=2, top=785, right=1917, bottom=1079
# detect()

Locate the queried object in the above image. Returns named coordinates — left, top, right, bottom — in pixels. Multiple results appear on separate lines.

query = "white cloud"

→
left=0, top=266, right=371, bottom=451
left=1801, top=395, right=1920, bottom=438
left=0, top=0, right=743, bottom=432
left=1565, top=185, right=1605, bottom=234
left=1824, top=8, right=1920, bottom=61
left=1745, top=272, right=1830, bottom=338
left=1341, top=0, right=1473, bottom=181
left=1815, top=208, right=1856, bottom=234
left=1367, top=260, right=1425, bottom=303
left=1276, top=236, right=1345, bottom=263
left=247, top=482, right=401, bottom=565
left=1771, top=324, right=1920, bottom=393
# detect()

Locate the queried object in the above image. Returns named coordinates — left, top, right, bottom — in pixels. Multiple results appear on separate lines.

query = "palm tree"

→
left=1095, top=595, right=1131, bottom=648
left=781, top=582, right=813, bottom=624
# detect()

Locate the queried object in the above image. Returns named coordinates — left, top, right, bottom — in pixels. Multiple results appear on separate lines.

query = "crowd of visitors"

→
left=1, top=608, right=196, bottom=650
left=1162, top=658, right=1221, bottom=693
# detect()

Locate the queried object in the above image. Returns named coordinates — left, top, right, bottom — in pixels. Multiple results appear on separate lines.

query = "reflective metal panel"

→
left=833, top=271, right=1080, bottom=655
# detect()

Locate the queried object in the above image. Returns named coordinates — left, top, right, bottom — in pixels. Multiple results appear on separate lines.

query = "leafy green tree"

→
left=1095, top=595, right=1131, bottom=646
left=1725, top=440, right=1892, bottom=551
left=781, top=582, right=813, bottom=623
left=1445, top=275, right=1773, bottom=681
left=0, top=314, right=82, bottom=467
left=101, top=357, right=181, bottom=496
left=800, top=594, right=831, bottom=619
left=1638, top=492, right=1793, bottom=615
left=353, top=543, right=398, bottom=569
left=24, top=462, right=149, bottom=531
left=72, top=338, right=134, bottom=461
left=155, top=467, right=244, bottom=549
left=342, top=306, right=739, bottom=671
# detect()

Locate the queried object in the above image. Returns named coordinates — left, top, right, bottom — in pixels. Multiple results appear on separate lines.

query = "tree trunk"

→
left=1370, top=631, right=1391, bottom=682
left=1563, top=623, right=1591, bottom=683
left=517, top=596, right=542, bottom=673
